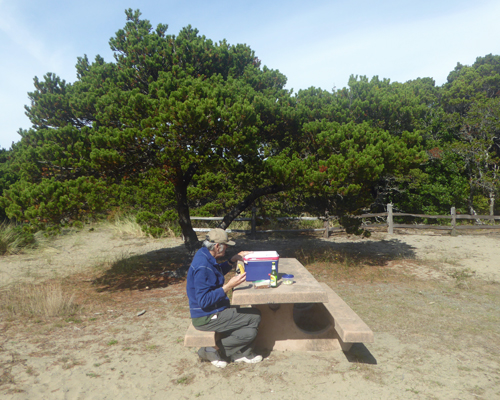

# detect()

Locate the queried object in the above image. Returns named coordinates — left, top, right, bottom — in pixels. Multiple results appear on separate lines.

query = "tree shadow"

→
left=92, top=243, right=189, bottom=292
left=232, top=234, right=417, bottom=267
left=92, top=233, right=417, bottom=292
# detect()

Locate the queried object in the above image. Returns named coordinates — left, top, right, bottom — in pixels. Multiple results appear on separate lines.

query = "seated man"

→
left=186, top=228, right=262, bottom=368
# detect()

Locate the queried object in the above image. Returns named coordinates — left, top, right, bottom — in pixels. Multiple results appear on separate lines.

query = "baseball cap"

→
left=206, top=228, right=236, bottom=246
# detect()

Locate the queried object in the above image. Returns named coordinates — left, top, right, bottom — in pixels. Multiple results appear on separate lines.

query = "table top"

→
left=231, top=258, right=328, bottom=305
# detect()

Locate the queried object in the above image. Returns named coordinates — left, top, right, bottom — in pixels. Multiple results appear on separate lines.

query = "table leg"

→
left=253, top=303, right=352, bottom=352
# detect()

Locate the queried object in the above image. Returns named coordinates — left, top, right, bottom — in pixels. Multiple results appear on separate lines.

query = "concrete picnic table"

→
left=232, top=258, right=374, bottom=352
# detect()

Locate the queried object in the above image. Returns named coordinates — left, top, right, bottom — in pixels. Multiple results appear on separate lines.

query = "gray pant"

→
left=195, top=307, right=261, bottom=359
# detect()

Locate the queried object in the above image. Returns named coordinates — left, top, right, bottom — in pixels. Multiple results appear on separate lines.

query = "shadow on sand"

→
left=92, top=233, right=417, bottom=292
left=344, top=343, right=378, bottom=365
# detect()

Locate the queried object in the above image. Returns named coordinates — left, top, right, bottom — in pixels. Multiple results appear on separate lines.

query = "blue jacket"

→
left=186, top=247, right=233, bottom=318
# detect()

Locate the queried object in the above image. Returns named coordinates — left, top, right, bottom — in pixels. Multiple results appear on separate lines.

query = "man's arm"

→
left=194, top=267, right=227, bottom=310
left=222, top=273, right=247, bottom=293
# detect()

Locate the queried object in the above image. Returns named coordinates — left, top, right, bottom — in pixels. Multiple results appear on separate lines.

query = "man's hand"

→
left=222, top=272, right=247, bottom=293
left=230, top=251, right=253, bottom=264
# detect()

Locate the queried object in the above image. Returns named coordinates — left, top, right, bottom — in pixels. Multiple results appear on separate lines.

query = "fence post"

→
left=451, top=207, right=457, bottom=236
left=251, top=207, right=257, bottom=239
left=323, top=211, right=329, bottom=238
left=490, top=195, right=495, bottom=224
left=387, top=204, right=394, bottom=235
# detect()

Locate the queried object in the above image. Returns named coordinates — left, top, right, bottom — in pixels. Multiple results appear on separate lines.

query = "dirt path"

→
left=1, top=227, right=499, bottom=399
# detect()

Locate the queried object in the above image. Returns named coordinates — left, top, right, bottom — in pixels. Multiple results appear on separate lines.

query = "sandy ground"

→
left=1, top=227, right=499, bottom=399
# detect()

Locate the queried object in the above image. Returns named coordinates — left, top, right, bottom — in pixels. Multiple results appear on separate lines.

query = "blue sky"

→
left=1, top=0, right=499, bottom=149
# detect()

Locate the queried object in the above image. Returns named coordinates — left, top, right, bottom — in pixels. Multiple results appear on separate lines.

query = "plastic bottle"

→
left=270, top=262, right=278, bottom=288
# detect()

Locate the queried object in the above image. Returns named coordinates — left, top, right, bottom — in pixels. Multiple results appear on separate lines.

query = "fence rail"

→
left=191, top=205, right=500, bottom=238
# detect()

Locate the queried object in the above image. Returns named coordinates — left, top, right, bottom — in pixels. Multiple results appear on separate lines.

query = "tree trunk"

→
left=175, top=163, right=200, bottom=254
left=176, top=189, right=199, bottom=253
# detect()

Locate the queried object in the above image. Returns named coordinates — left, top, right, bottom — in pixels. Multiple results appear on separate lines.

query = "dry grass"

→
left=295, top=248, right=395, bottom=283
left=107, top=214, right=177, bottom=238
left=327, top=272, right=500, bottom=357
left=0, top=223, right=51, bottom=255
left=0, top=223, right=25, bottom=255
left=109, top=215, right=149, bottom=238
left=0, top=281, right=77, bottom=318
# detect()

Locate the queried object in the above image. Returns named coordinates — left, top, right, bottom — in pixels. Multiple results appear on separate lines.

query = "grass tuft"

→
left=107, top=214, right=177, bottom=239
left=0, top=281, right=77, bottom=318
left=109, top=215, right=148, bottom=238
left=0, top=222, right=40, bottom=255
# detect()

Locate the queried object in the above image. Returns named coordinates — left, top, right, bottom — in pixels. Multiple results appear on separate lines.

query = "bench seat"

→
left=320, top=282, right=374, bottom=344
left=183, top=323, right=217, bottom=347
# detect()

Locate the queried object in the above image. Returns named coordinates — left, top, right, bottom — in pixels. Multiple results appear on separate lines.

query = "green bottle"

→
left=270, top=262, right=278, bottom=288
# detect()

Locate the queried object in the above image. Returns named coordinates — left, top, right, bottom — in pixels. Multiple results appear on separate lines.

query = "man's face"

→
left=215, top=243, right=227, bottom=257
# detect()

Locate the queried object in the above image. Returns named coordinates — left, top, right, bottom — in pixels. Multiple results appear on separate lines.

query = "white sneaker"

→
left=198, top=347, right=228, bottom=368
left=232, top=353, right=263, bottom=364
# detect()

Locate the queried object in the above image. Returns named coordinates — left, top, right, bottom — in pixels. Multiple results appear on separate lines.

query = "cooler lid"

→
left=244, top=251, right=279, bottom=261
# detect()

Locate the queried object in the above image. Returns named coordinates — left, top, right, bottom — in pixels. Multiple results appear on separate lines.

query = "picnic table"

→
left=184, top=258, right=374, bottom=352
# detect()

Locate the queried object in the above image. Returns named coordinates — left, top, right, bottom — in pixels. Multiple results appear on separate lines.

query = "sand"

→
left=1, top=227, right=499, bottom=399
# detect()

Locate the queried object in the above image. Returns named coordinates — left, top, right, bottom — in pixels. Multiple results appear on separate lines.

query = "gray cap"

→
left=206, top=228, right=236, bottom=246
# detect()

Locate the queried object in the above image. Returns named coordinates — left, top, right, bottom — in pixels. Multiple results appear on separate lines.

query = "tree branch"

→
left=219, top=184, right=286, bottom=230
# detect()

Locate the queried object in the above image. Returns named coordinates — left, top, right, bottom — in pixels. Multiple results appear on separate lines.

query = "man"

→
left=186, top=228, right=262, bottom=368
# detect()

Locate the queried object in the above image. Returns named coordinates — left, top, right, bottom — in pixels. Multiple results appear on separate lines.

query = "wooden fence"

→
left=191, top=205, right=500, bottom=238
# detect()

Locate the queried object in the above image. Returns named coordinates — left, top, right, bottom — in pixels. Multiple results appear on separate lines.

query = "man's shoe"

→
left=198, top=347, right=227, bottom=368
left=232, top=353, right=263, bottom=364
